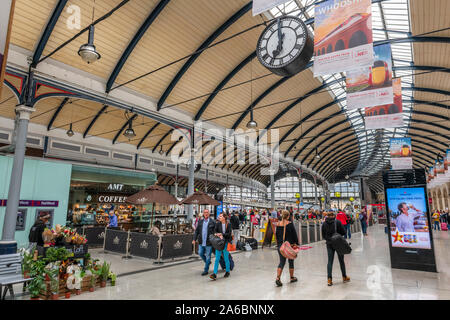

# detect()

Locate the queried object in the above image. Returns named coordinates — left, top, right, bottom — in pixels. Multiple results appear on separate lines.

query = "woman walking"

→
left=360, top=208, right=368, bottom=236
left=275, top=210, right=299, bottom=287
left=210, top=213, right=232, bottom=280
left=322, top=212, right=350, bottom=286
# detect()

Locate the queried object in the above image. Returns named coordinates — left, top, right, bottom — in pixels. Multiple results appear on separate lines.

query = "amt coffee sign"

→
left=87, top=194, right=128, bottom=204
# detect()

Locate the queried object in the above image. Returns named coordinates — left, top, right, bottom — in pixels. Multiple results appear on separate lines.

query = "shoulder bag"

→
left=330, top=221, right=352, bottom=255
left=279, top=223, right=300, bottom=260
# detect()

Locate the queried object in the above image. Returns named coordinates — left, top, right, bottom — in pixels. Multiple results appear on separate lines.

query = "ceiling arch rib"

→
left=106, top=0, right=171, bottom=93
left=152, top=129, right=174, bottom=153
left=47, top=97, right=69, bottom=131
left=83, top=105, right=108, bottom=138
left=157, top=1, right=252, bottom=110
left=137, top=122, right=160, bottom=150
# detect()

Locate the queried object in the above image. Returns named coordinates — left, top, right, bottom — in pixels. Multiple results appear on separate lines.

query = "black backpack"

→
left=28, top=221, right=44, bottom=243
left=330, top=221, right=352, bottom=255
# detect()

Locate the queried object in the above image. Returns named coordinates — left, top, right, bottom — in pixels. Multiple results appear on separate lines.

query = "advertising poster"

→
left=314, top=0, right=373, bottom=76
left=436, top=159, right=445, bottom=175
left=347, top=43, right=393, bottom=109
left=0, top=0, right=15, bottom=99
left=386, top=187, right=431, bottom=249
left=364, top=78, right=403, bottom=130
left=252, top=0, right=289, bottom=16
left=390, top=137, right=412, bottom=170
left=446, top=149, right=450, bottom=172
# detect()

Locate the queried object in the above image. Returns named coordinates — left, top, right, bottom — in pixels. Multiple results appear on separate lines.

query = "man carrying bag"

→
left=321, top=212, right=351, bottom=286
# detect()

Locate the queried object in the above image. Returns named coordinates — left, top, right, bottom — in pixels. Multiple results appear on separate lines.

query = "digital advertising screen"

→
left=385, top=187, right=431, bottom=249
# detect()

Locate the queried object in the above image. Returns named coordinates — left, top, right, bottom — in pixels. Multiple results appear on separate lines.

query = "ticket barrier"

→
left=308, top=221, right=316, bottom=243
left=315, top=221, right=322, bottom=241
left=301, top=223, right=309, bottom=245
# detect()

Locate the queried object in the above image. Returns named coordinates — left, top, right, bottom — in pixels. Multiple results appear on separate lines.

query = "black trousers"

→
left=327, top=244, right=346, bottom=279
left=277, top=247, right=294, bottom=269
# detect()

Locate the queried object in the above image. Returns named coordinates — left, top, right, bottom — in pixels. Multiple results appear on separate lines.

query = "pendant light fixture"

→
left=78, top=0, right=101, bottom=64
left=315, top=147, right=320, bottom=160
left=123, top=111, right=136, bottom=139
left=159, top=145, right=164, bottom=155
left=66, top=123, right=74, bottom=137
left=246, top=59, right=257, bottom=129
left=335, top=164, right=340, bottom=172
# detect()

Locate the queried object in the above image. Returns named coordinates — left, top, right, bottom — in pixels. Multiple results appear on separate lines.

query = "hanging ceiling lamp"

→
left=345, top=174, right=350, bottom=180
left=246, top=108, right=257, bottom=129
left=246, top=59, right=257, bottom=129
left=159, top=145, right=164, bottom=155
left=66, top=123, right=74, bottom=137
left=315, top=148, right=320, bottom=159
left=123, top=120, right=136, bottom=139
left=78, top=25, right=101, bottom=64
left=336, top=164, right=340, bottom=172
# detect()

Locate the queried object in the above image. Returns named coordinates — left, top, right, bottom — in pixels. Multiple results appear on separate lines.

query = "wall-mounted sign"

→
left=390, top=137, right=412, bottom=170
left=0, top=200, right=59, bottom=207
left=335, top=192, right=341, bottom=198
left=87, top=194, right=128, bottom=204
left=295, top=193, right=301, bottom=199
left=107, top=183, right=124, bottom=191
left=349, top=197, right=355, bottom=202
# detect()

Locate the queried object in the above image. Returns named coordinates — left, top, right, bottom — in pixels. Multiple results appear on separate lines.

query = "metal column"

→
left=187, top=149, right=195, bottom=222
left=314, top=176, right=318, bottom=207
left=270, top=173, right=275, bottom=209
left=1, top=106, right=35, bottom=252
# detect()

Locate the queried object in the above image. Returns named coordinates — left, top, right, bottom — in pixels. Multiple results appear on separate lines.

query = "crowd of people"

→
left=191, top=206, right=368, bottom=287
left=431, top=209, right=449, bottom=231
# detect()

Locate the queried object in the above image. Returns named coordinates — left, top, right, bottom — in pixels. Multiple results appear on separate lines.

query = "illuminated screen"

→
left=385, top=187, right=431, bottom=249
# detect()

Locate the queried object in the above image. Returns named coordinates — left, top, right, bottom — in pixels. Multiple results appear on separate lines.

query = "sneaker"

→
left=327, top=278, right=333, bottom=286
left=201, top=271, right=208, bottom=276
left=290, top=277, right=298, bottom=283
left=275, top=279, right=282, bottom=287
left=343, top=276, right=350, bottom=283
left=224, top=272, right=230, bottom=278
left=209, top=273, right=217, bottom=280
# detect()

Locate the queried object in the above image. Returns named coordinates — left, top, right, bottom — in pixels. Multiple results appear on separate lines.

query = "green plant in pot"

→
left=27, top=259, right=46, bottom=300
left=45, top=264, right=60, bottom=300
left=108, top=272, right=116, bottom=286
left=21, top=247, right=34, bottom=278
left=89, top=268, right=100, bottom=292
left=100, top=261, right=110, bottom=287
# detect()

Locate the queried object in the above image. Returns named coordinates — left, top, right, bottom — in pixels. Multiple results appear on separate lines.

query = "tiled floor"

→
left=11, top=225, right=450, bottom=300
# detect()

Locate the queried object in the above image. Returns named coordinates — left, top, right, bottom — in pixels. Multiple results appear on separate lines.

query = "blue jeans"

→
left=344, top=224, right=351, bottom=239
left=198, top=245, right=212, bottom=272
left=361, top=221, right=367, bottom=234
left=213, top=246, right=230, bottom=274
left=433, top=221, right=441, bottom=230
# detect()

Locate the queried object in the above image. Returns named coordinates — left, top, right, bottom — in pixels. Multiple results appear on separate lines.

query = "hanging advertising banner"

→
left=313, top=0, right=373, bottom=76
left=252, top=0, right=290, bottom=16
left=346, top=43, right=393, bottom=109
left=436, top=159, right=445, bottom=175
left=0, top=0, right=15, bottom=99
left=390, top=137, right=412, bottom=170
left=446, top=149, right=450, bottom=171
left=364, top=78, right=403, bottom=130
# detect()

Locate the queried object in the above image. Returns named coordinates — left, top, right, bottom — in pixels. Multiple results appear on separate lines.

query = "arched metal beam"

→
left=326, top=160, right=360, bottom=181
left=137, top=122, right=160, bottom=149
left=308, top=132, right=357, bottom=168
left=165, top=136, right=183, bottom=156
left=112, top=114, right=137, bottom=144
left=231, top=76, right=291, bottom=130
left=320, top=149, right=360, bottom=177
left=195, top=51, right=256, bottom=120
left=83, top=105, right=108, bottom=138
left=152, top=128, right=174, bottom=153
left=322, top=152, right=360, bottom=178
left=106, top=0, right=170, bottom=92
left=157, top=2, right=252, bottom=110
left=408, top=126, right=449, bottom=143
left=31, top=0, right=68, bottom=67
left=312, top=137, right=359, bottom=171
left=410, top=119, right=449, bottom=134
left=47, top=97, right=70, bottom=131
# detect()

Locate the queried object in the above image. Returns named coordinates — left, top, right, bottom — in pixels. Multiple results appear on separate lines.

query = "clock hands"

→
left=272, top=17, right=285, bottom=58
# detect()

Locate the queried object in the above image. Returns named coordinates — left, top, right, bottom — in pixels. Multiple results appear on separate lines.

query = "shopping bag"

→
left=227, top=243, right=236, bottom=252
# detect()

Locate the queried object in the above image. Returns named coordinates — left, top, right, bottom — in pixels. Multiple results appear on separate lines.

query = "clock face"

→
left=257, top=16, right=309, bottom=69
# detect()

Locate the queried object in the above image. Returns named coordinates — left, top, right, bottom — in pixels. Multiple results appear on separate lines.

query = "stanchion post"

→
left=103, top=227, right=107, bottom=253
left=122, top=230, right=133, bottom=260
left=154, top=235, right=164, bottom=265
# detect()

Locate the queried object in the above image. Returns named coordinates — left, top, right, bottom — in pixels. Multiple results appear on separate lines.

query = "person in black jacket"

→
left=192, top=209, right=216, bottom=276
left=210, top=213, right=233, bottom=280
left=321, top=212, right=350, bottom=286
left=28, top=212, right=51, bottom=248
left=275, top=210, right=299, bottom=287
left=230, top=212, right=240, bottom=245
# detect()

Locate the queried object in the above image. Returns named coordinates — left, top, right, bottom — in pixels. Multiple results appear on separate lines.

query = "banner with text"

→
left=347, top=43, right=393, bottom=109
left=252, top=0, right=290, bottom=16
left=314, top=0, right=373, bottom=76
left=0, top=0, right=15, bottom=98
left=390, top=137, right=412, bottom=170
left=364, top=78, right=403, bottom=130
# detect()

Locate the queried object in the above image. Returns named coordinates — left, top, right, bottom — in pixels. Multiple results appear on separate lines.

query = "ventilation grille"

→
left=154, top=160, right=164, bottom=167
left=113, top=152, right=133, bottom=161
left=26, top=137, right=41, bottom=146
left=52, top=141, right=81, bottom=153
left=85, top=147, right=109, bottom=157
left=0, top=132, right=10, bottom=142
left=166, top=163, right=176, bottom=169
left=139, top=157, right=151, bottom=164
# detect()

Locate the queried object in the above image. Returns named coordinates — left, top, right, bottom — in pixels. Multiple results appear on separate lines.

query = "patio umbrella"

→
left=181, top=191, right=220, bottom=216
left=126, top=185, right=180, bottom=228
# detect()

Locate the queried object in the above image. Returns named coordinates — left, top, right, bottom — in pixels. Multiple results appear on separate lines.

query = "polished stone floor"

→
left=67, top=224, right=450, bottom=300
left=11, top=224, right=450, bottom=300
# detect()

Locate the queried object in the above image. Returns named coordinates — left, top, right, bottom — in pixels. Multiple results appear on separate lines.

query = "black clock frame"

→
left=256, top=16, right=314, bottom=77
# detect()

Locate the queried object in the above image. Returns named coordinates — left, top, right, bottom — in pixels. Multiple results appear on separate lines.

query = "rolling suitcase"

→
left=441, top=223, right=448, bottom=231
left=245, top=238, right=258, bottom=250
left=220, top=253, right=234, bottom=271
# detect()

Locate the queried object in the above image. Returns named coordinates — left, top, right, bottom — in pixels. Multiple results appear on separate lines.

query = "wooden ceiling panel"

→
left=410, top=0, right=450, bottom=37
left=0, top=86, right=19, bottom=120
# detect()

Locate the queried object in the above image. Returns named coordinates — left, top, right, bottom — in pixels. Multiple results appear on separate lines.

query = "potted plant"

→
left=27, top=259, right=46, bottom=300
left=109, top=272, right=116, bottom=286
left=21, top=248, right=34, bottom=279
left=89, top=268, right=99, bottom=292
left=46, top=266, right=60, bottom=300
left=100, top=261, right=110, bottom=287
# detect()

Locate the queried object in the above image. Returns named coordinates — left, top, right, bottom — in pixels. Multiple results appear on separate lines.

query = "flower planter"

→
left=111, top=281, right=116, bottom=286
left=65, top=292, right=71, bottom=299
left=30, top=296, right=40, bottom=300
left=89, top=287, right=95, bottom=292
left=76, top=289, right=81, bottom=295
left=52, top=293, right=59, bottom=300
left=100, top=281, right=106, bottom=288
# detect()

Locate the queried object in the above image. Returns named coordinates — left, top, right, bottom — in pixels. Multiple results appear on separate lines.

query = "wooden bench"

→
left=0, top=253, right=32, bottom=300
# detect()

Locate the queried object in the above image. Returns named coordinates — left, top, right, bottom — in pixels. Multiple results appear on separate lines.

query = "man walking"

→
left=230, top=211, right=240, bottom=245
left=193, top=209, right=215, bottom=275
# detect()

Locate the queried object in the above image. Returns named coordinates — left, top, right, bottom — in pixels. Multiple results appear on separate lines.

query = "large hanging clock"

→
left=256, top=16, right=313, bottom=77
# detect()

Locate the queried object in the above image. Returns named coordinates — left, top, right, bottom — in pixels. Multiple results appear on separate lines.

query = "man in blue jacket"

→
left=192, top=209, right=216, bottom=275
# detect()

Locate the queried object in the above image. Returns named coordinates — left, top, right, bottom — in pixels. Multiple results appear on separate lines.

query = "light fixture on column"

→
left=66, top=123, right=74, bottom=137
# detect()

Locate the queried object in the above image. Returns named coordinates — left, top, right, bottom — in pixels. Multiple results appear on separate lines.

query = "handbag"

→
left=209, top=234, right=225, bottom=251
left=279, top=223, right=300, bottom=260
left=330, top=221, right=352, bottom=255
